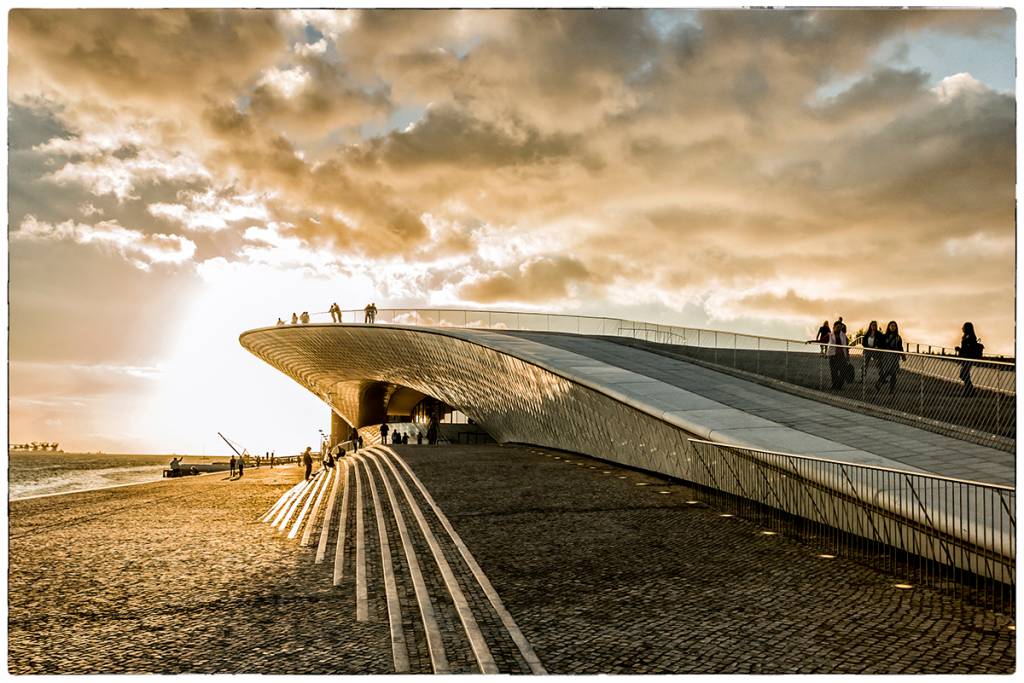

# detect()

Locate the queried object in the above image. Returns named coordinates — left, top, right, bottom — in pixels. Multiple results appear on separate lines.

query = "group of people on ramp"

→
left=815, top=319, right=984, bottom=396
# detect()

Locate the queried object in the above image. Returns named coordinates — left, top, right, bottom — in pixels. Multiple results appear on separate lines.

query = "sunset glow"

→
left=8, top=8, right=1015, bottom=453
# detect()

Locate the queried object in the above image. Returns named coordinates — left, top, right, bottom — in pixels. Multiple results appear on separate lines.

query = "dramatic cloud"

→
left=7, top=8, right=1016, bottom=450
left=13, top=215, right=196, bottom=270
left=459, top=256, right=598, bottom=304
left=147, top=188, right=270, bottom=232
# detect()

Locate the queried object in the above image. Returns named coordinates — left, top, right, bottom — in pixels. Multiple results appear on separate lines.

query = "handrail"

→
left=276, top=307, right=1014, bottom=368
left=686, top=439, right=1015, bottom=491
left=260, top=306, right=1015, bottom=448
left=685, top=437, right=1014, bottom=615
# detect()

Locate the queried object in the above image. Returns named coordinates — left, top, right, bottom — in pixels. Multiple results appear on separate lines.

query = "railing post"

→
left=714, top=331, right=718, bottom=364
left=756, top=337, right=761, bottom=374
left=785, top=341, right=789, bottom=381
left=919, top=372, right=924, bottom=416
left=996, top=390, right=1002, bottom=436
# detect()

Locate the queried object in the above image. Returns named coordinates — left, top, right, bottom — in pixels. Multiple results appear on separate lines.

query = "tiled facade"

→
left=240, top=324, right=703, bottom=480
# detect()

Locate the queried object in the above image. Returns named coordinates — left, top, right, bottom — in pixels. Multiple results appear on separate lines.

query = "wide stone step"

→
left=257, top=446, right=544, bottom=674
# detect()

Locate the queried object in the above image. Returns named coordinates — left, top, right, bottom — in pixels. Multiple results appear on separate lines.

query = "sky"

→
left=7, top=8, right=1016, bottom=454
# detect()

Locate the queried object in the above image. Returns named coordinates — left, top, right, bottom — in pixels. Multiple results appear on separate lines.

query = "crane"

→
left=216, top=432, right=249, bottom=459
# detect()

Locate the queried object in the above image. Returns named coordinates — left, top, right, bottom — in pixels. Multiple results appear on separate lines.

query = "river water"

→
left=8, top=452, right=230, bottom=500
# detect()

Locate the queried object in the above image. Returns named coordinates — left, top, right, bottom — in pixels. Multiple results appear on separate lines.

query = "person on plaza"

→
left=229, top=455, right=236, bottom=478
left=854, top=320, right=882, bottom=383
left=369, top=303, right=378, bottom=323
left=955, top=322, right=984, bottom=397
left=270, top=451, right=275, bottom=468
left=302, top=447, right=314, bottom=480
left=875, top=320, right=905, bottom=394
left=169, top=456, right=182, bottom=473
left=815, top=320, right=831, bottom=356
left=350, top=427, right=360, bottom=452
left=826, top=320, right=850, bottom=390
left=291, top=312, right=299, bottom=325
left=276, top=317, right=285, bottom=326
left=380, top=422, right=390, bottom=444
left=300, top=311, right=310, bottom=324
left=329, top=302, right=341, bottom=322
left=402, top=433, right=409, bottom=445
left=237, top=455, right=244, bottom=478
left=427, top=418, right=439, bottom=446
left=322, top=448, right=335, bottom=469
left=416, top=431, right=423, bottom=445
left=332, top=441, right=344, bottom=460
left=357, top=435, right=364, bottom=449
left=364, top=303, right=373, bottom=324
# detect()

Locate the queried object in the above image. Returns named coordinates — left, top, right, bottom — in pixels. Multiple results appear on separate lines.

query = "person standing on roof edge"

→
left=955, top=322, right=984, bottom=397
left=875, top=320, right=905, bottom=395
left=826, top=320, right=849, bottom=390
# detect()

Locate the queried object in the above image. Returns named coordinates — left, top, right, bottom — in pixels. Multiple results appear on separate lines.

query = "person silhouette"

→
left=875, top=320, right=905, bottom=395
left=956, top=322, right=983, bottom=396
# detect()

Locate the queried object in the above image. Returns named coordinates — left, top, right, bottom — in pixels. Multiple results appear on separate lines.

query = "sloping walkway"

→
left=498, top=331, right=1013, bottom=486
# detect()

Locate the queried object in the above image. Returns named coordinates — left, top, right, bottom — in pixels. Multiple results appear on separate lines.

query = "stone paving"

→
left=503, top=331, right=1015, bottom=485
left=9, top=444, right=1016, bottom=674
left=405, top=444, right=1015, bottom=674
left=8, top=466, right=393, bottom=674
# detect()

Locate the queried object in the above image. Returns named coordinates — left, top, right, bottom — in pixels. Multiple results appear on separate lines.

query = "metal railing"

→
left=266, top=307, right=1015, bottom=450
left=686, top=439, right=1015, bottom=616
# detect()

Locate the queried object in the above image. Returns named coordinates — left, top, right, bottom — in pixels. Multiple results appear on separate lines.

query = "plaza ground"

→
left=7, top=444, right=1015, bottom=674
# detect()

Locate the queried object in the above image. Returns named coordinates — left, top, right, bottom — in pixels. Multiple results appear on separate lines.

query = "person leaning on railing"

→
left=815, top=320, right=830, bottom=356
left=875, top=321, right=905, bottom=394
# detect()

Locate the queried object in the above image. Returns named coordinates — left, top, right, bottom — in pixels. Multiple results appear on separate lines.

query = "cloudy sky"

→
left=8, top=8, right=1016, bottom=453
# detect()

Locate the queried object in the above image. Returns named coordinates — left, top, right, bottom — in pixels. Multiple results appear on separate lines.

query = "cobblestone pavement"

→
left=402, top=444, right=1015, bottom=674
left=8, top=466, right=392, bottom=674
left=10, top=445, right=1016, bottom=674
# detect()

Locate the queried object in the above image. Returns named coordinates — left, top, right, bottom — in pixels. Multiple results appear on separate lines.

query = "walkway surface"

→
left=11, top=445, right=1014, bottom=674
left=501, top=331, right=1015, bottom=486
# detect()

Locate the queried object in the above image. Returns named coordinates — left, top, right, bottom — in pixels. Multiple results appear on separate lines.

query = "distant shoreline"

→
left=8, top=469, right=225, bottom=502
left=8, top=451, right=237, bottom=458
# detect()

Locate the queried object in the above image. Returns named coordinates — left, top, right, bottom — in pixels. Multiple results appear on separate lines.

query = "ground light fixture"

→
left=760, top=530, right=778, bottom=536
left=894, top=583, right=913, bottom=590
left=718, top=513, right=734, bottom=517
left=817, top=554, right=837, bottom=559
